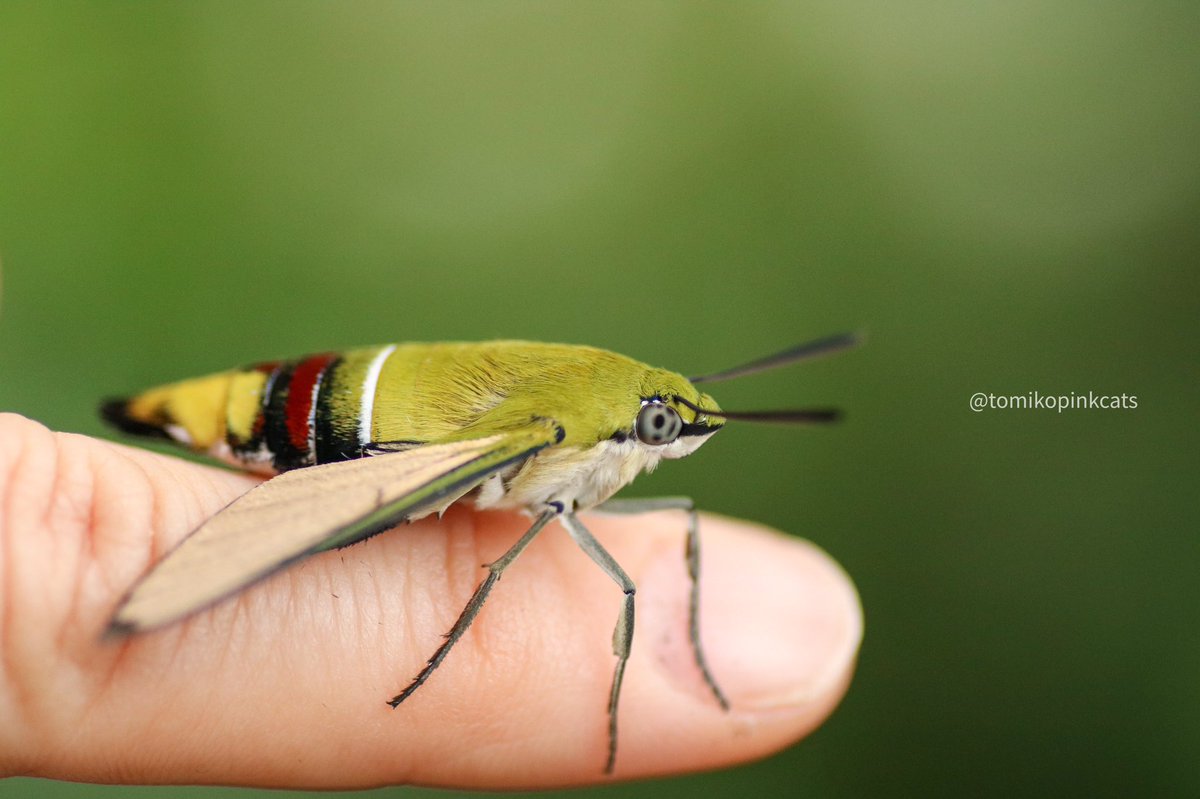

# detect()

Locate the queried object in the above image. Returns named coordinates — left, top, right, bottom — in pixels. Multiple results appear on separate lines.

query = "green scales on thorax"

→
left=368, top=342, right=719, bottom=446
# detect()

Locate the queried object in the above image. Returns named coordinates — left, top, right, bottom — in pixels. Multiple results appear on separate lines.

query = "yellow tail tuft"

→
left=99, top=373, right=232, bottom=450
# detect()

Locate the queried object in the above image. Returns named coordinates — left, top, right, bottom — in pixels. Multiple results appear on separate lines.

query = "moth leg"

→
left=592, top=497, right=729, bottom=710
left=387, top=508, right=555, bottom=708
left=558, top=510, right=635, bottom=775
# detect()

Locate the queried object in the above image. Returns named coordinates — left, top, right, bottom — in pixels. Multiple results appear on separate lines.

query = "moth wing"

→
left=108, top=422, right=560, bottom=634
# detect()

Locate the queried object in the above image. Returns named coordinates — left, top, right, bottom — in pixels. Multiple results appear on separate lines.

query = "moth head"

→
left=604, top=333, right=858, bottom=459
left=604, top=369, right=723, bottom=459
left=615, top=333, right=861, bottom=456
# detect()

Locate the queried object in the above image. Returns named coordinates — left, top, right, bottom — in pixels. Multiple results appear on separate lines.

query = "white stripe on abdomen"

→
left=358, top=344, right=396, bottom=446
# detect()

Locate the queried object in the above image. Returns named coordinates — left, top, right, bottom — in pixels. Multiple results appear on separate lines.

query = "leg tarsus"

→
left=684, top=506, right=729, bottom=710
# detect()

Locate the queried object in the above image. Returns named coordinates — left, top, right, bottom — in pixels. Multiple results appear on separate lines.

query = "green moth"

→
left=101, top=334, right=857, bottom=773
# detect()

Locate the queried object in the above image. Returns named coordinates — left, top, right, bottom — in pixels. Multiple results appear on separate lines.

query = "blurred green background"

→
left=2, top=2, right=1197, bottom=797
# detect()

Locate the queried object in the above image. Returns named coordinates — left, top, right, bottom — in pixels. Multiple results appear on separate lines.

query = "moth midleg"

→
left=558, top=511, right=636, bottom=775
left=387, top=508, right=555, bottom=708
left=592, top=497, right=729, bottom=710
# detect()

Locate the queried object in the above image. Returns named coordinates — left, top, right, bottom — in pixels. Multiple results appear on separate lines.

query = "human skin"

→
left=0, top=412, right=862, bottom=789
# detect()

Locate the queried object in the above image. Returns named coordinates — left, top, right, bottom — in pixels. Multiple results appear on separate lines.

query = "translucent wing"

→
left=108, top=422, right=561, bottom=634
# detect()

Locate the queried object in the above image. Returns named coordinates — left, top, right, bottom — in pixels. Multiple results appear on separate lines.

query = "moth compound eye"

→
left=635, top=402, right=682, bottom=446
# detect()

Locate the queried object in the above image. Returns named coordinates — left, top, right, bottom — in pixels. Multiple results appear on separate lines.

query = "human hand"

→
left=0, top=412, right=861, bottom=789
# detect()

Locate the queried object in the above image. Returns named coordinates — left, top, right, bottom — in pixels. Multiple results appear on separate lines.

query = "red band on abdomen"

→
left=284, top=353, right=337, bottom=452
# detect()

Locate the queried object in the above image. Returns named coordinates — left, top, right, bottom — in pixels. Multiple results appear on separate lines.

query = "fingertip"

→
left=695, top=515, right=862, bottom=711
left=608, top=513, right=862, bottom=777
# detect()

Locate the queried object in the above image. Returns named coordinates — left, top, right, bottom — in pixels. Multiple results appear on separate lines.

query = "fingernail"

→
left=645, top=519, right=863, bottom=710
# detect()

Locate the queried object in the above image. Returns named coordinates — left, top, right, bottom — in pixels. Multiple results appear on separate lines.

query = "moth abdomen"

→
left=100, top=345, right=403, bottom=474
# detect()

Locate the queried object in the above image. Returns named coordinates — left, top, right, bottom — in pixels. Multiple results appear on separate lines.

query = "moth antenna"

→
left=688, top=331, right=862, bottom=384
left=674, top=395, right=841, bottom=424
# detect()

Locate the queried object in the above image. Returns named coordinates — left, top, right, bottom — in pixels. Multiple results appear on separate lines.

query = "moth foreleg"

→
left=591, top=497, right=729, bottom=711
